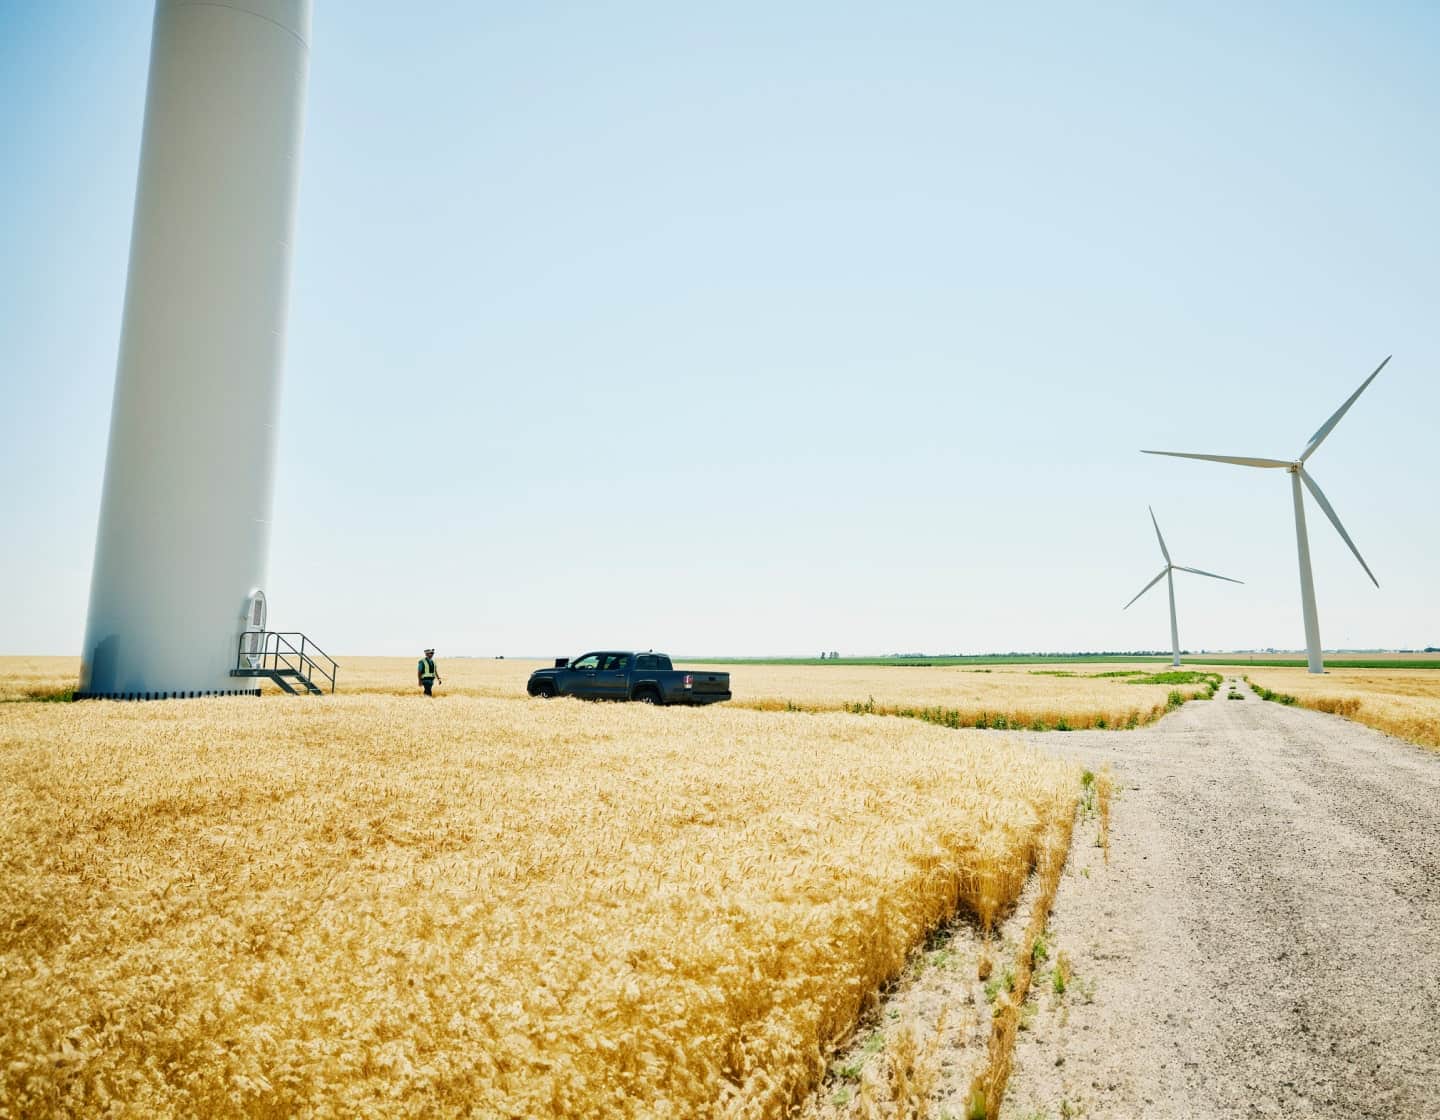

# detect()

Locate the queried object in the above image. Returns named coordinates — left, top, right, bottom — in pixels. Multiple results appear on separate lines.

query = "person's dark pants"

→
left=422, top=678, right=434, bottom=696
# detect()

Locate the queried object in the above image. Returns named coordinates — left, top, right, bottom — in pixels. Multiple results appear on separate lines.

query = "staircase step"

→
left=232, top=632, right=337, bottom=695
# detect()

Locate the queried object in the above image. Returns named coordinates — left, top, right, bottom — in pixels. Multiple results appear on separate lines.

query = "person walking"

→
left=418, top=648, right=441, bottom=696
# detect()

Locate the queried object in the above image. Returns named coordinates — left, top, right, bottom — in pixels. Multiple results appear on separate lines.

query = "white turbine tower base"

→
left=79, top=0, right=311, bottom=698
left=1143, top=357, right=1388, bottom=674
left=1123, top=507, right=1242, bottom=668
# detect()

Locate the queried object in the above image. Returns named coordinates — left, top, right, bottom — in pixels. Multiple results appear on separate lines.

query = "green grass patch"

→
left=1125, top=671, right=1216, bottom=686
left=1245, top=678, right=1299, bottom=705
left=1, top=687, right=76, bottom=704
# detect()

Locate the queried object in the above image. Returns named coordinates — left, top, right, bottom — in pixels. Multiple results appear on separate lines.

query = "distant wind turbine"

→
left=1143, top=356, right=1388, bottom=675
left=1124, top=507, right=1242, bottom=668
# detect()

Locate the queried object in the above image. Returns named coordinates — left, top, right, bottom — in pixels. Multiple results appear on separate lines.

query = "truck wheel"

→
left=531, top=683, right=556, bottom=699
left=634, top=688, right=660, bottom=705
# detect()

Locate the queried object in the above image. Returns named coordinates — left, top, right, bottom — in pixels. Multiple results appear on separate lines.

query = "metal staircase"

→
left=231, top=631, right=338, bottom=695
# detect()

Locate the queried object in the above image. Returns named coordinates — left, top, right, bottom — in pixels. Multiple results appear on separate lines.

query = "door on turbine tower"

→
left=241, top=590, right=267, bottom=669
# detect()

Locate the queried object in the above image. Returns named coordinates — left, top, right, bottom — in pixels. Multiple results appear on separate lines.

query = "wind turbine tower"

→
left=1143, top=358, right=1388, bottom=675
left=1124, top=508, right=1242, bottom=668
left=78, top=1, right=312, bottom=698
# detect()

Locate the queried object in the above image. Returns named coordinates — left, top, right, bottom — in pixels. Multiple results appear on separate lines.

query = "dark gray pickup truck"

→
left=527, top=651, right=731, bottom=706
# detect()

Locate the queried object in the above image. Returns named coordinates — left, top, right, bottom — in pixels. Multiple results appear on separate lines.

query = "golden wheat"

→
left=326, top=656, right=542, bottom=697
left=0, top=657, right=77, bottom=703
left=716, top=663, right=1199, bottom=731
left=0, top=657, right=1206, bottom=732
left=1246, top=667, right=1440, bottom=750
left=0, top=692, right=1076, bottom=1118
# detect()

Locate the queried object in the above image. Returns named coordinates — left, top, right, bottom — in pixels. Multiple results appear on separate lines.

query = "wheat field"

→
left=323, top=657, right=1210, bottom=731
left=0, top=656, right=76, bottom=703
left=0, top=656, right=1210, bottom=732
left=1245, top=666, right=1440, bottom=750
left=0, top=689, right=1077, bottom=1118
left=714, top=662, right=1208, bottom=730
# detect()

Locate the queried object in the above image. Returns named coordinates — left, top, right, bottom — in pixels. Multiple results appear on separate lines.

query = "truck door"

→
left=566, top=653, right=602, bottom=697
left=595, top=653, right=631, bottom=700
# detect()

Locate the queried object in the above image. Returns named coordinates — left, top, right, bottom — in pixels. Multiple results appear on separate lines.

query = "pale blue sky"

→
left=3, top=1, right=1437, bottom=657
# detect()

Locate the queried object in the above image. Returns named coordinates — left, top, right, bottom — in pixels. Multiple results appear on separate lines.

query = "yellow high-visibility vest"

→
left=419, top=658, right=436, bottom=679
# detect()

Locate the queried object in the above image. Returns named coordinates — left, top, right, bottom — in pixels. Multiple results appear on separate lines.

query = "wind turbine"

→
left=1124, top=507, right=1242, bottom=667
left=1143, top=357, right=1388, bottom=674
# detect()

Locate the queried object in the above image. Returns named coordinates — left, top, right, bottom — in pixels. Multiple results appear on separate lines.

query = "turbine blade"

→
left=1174, top=565, right=1243, bottom=585
left=1123, top=567, right=1170, bottom=610
left=1148, top=506, right=1171, bottom=563
left=1142, top=450, right=1292, bottom=468
left=1299, top=355, right=1390, bottom=462
left=1299, top=468, right=1379, bottom=587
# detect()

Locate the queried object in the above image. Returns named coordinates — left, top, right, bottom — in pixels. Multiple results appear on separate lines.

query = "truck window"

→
left=571, top=654, right=600, bottom=670
left=635, top=655, right=658, bottom=670
left=602, top=654, right=630, bottom=671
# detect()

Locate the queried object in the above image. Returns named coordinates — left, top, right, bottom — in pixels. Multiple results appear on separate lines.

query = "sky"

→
left=2, top=1, right=1437, bottom=658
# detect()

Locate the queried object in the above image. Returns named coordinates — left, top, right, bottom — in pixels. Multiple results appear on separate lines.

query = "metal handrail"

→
left=236, top=630, right=339, bottom=693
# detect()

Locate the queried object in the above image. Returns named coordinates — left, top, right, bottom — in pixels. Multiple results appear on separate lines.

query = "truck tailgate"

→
left=689, top=671, right=730, bottom=696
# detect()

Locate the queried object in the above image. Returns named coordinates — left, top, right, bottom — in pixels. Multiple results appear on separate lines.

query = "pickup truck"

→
left=527, top=651, right=731, bottom=706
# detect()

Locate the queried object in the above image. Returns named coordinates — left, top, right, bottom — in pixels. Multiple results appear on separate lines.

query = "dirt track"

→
left=1007, top=679, right=1440, bottom=1119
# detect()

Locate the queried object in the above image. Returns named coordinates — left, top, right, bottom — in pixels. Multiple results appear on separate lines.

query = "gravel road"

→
left=1006, top=678, right=1440, bottom=1119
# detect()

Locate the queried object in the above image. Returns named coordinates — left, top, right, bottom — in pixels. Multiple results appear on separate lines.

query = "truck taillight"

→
left=684, top=674, right=693, bottom=688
